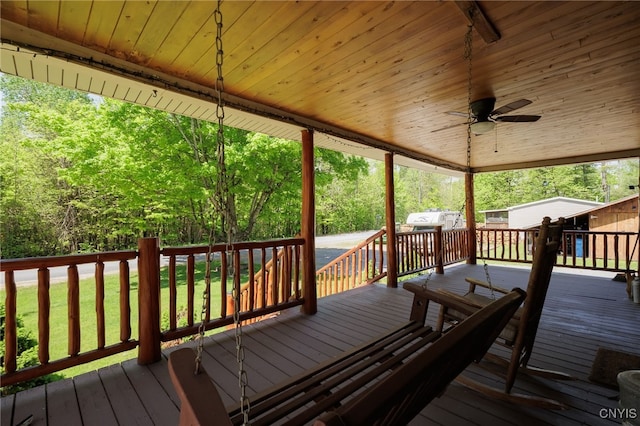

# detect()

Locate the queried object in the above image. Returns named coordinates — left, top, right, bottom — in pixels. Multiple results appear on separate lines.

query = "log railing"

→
left=1, top=251, right=138, bottom=387
left=397, top=227, right=470, bottom=277
left=315, top=230, right=386, bottom=297
left=315, top=227, right=470, bottom=291
left=232, top=243, right=302, bottom=326
left=0, top=237, right=305, bottom=386
left=441, top=228, right=471, bottom=267
left=2, top=227, right=635, bottom=386
left=159, top=238, right=305, bottom=343
left=477, top=228, right=639, bottom=272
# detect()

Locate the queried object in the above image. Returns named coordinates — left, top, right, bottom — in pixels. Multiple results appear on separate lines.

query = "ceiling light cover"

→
left=470, top=121, right=495, bottom=135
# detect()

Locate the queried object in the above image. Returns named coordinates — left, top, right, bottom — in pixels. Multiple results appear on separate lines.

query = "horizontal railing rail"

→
left=1, top=251, right=138, bottom=387
left=477, top=228, right=638, bottom=272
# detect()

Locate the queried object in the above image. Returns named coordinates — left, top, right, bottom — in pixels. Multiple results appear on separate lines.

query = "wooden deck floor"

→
left=2, top=263, right=638, bottom=425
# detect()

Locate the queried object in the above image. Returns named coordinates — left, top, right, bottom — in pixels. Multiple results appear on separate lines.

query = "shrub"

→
left=0, top=304, right=63, bottom=395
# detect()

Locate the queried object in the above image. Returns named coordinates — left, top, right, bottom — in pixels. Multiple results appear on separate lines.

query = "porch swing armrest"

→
left=403, top=282, right=479, bottom=322
left=465, top=277, right=511, bottom=295
left=168, top=348, right=233, bottom=426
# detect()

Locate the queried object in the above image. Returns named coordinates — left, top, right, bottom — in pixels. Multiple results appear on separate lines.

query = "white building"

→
left=481, top=197, right=603, bottom=229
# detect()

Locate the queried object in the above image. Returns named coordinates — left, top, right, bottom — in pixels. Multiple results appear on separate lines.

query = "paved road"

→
left=1, top=231, right=380, bottom=287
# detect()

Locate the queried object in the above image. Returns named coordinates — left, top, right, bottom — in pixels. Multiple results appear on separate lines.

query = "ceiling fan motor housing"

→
left=471, top=97, right=497, bottom=121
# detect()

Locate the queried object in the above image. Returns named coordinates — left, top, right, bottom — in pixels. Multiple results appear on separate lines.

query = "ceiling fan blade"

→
left=491, top=99, right=532, bottom=116
left=446, top=111, right=469, bottom=118
left=494, top=115, right=541, bottom=122
left=431, top=121, right=469, bottom=133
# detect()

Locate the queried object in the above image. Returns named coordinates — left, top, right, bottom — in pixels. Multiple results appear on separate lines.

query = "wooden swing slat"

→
left=230, top=321, right=432, bottom=422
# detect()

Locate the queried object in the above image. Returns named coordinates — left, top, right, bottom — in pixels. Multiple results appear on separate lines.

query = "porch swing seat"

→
left=168, top=284, right=525, bottom=425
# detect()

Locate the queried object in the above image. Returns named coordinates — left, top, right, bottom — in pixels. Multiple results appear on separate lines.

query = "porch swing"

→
left=167, top=3, right=526, bottom=425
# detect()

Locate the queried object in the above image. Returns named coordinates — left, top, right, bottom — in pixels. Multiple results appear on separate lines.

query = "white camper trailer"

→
left=402, top=210, right=465, bottom=232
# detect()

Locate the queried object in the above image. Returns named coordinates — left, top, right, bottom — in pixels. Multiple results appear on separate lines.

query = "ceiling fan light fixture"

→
left=470, top=120, right=495, bottom=135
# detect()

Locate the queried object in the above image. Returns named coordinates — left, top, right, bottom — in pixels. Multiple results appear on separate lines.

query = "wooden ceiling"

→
left=1, top=1, right=638, bottom=174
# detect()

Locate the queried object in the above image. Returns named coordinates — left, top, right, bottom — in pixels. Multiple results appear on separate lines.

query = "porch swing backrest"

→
left=441, top=216, right=564, bottom=358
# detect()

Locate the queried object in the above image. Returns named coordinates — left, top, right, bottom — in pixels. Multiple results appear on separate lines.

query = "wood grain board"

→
left=1, top=1, right=637, bottom=173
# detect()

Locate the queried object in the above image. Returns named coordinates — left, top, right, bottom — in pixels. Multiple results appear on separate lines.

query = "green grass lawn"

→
left=1, top=262, right=237, bottom=380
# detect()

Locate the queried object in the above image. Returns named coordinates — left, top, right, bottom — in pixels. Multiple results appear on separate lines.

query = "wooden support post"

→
left=434, top=226, right=445, bottom=275
left=385, top=153, right=398, bottom=288
left=137, top=237, right=161, bottom=364
left=465, top=172, right=477, bottom=265
left=301, top=129, right=317, bottom=315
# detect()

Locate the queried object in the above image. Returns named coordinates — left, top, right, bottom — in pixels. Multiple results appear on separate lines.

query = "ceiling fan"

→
left=433, top=97, right=541, bottom=135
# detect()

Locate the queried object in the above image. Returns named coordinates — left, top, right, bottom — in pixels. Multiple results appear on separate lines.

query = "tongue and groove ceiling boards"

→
left=1, top=1, right=638, bottom=174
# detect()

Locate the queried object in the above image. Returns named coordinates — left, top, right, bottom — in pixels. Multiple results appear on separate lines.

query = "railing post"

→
left=301, top=129, right=317, bottom=314
left=434, top=226, right=445, bottom=274
left=137, top=237, right=161, bottom=364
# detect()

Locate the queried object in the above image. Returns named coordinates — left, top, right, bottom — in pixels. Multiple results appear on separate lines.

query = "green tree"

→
left=2, top=73, right=635, bottom=257
left=0, top=75, right=94, bottom=256
left=473, top=164, right=609, bottom=220
left=604, top=159, right=639, bottom=201
left=2, top=75, right=368, bottom=254
left=105, top=106, right=368, bottom=242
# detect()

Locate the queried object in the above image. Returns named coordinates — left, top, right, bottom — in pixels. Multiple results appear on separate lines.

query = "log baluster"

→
left=169, top=255, right=177, bottom=330
left=187, top=254, right=195, bottom=327
left=96, top=261, right=106, bottom=349
left=248, top=249, right=255, bottom=312
left=68, top=265, right=81, bottom=356
left=38, top=268, right=50, bottom=364
left=119, top=260, right=131, bottom=342
left=4, top=271, right=17, bottom=373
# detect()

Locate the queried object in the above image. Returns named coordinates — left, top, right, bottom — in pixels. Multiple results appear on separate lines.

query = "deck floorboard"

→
left=45, top=378, right=82, bottom=426
left=2, top=263, right=638, bottom=425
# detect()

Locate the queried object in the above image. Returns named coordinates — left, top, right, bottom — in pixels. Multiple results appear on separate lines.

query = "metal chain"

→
left=464, top=22, right=473, bottom=172
left=465, top=15, right=495, bottom=300
left=213, top=2, right=250, bottom=423
left=420, top=268, right=434, bottom=291
left=232, top=252, right=250, bottom=426
left=195, top=2, right=249, bottom=424
left=194, top=231, right=214, bottom=374
left=483, top=261, right=496, bottom=300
